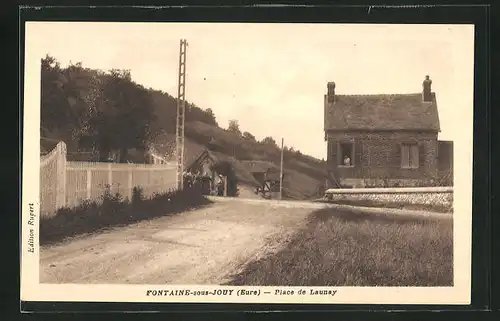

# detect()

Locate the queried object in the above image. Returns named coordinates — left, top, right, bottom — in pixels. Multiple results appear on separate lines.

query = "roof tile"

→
left=324, top=92, right=440, bottom=131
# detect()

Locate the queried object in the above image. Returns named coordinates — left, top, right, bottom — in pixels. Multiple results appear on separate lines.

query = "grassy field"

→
left=227, top=208, right=453, bottom=287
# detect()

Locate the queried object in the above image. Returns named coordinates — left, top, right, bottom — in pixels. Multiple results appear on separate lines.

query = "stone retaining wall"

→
left=324, top=187, right=453, bottom=210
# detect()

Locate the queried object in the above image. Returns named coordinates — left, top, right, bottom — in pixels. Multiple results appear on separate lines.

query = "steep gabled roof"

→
left=324, top=92, right=440, bottom=132
left=240, top=160, right=279, bottom=173
left=240, top=160, right=285, bottom=182
left=40, top=137, right=60, bottom=155
left=186, top=149, right=261, bottom=187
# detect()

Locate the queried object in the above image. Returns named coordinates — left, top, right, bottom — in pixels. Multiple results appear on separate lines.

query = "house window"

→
left=338, top=142, right=354, bottom=167
left=401, top=144, right=419, bottom=169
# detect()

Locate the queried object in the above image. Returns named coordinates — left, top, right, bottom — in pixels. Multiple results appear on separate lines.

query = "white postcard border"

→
left=20, top=22, right=473, bottom=305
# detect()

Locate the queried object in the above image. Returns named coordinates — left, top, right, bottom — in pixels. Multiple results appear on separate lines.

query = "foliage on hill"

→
left=41, top=55, right=217, bottom=156
left=40, top=55, right=327, bottom=199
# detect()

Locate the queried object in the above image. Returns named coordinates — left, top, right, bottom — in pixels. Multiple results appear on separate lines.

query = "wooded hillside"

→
left=40, top=55, right=327, bottom=199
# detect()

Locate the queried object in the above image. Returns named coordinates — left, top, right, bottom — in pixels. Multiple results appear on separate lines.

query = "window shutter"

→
left=410, top=145, right=419, bottom=168
left=329, top=139, right=336, bottom=165
left=418, top=143, right=425, bottom=169
left=354, top=140, right=362, bottom=167
left=336, top=142, right=341, bottom=166
left=395, top=143, right=402, bottom=168
left=401, top=145, right=410, bottom=168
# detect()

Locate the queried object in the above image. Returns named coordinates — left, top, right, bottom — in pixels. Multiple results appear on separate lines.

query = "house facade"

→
left=324, top=76, right=453, bottom=188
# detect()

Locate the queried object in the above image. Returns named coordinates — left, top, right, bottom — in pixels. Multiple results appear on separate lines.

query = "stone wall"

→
left=324, top=187, right=453, bottom=210
left=339, top=178, right=438, bottom=188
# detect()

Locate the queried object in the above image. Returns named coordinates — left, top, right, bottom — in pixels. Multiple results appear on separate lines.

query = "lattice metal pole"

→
left=176, top=39, right=188, bottom=190
left=280, top=138, right=284, bottom=200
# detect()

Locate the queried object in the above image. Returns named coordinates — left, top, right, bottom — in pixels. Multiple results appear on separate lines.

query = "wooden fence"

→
left=40, top=142, right=177, bottom=217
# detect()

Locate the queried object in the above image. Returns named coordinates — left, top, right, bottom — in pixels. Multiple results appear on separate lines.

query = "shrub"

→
left=131, top=186, right=145, bottom=204
left=40, top=185, right=213, bottom=246
left=436, top=169, right=453, bottom=186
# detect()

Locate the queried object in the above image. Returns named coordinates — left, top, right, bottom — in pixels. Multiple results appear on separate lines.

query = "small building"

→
left=40, top=137, right=60, bottom=156
left=324, top=76, right=453, bottom=188
left=240, top=160, right=284, bottom=199
left=146, top=145, right=171, bottom=165
left=186, top=149, right=260, bottom=195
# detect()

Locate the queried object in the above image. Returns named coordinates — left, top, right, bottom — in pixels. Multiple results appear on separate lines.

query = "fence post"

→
left=86, top=169, right=92, bottom=199
left=108, top=163, right=112, bottom=191
left=55, top=142, right=67, bottom=209
left=128, top=168, right=133, bottom=201
left=164, top=166, right=168, bottom=192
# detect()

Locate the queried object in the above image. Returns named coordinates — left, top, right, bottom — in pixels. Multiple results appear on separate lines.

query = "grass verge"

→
left=227, top=207, right=453, bottom=286
left=40, top=186, right=213, bottom=246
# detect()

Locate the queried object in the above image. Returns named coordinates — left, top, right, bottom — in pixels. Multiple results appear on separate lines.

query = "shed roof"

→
left=240, top=160, right=279, bottom=173
left=40, top=137, right=60, bottom=155
left=187, top=149, right=261, bottom=187
left=324, top=92, right=440, bottom=132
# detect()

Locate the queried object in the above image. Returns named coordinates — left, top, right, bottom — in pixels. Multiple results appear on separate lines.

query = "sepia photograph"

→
left=21, top=21, right=473, bottom=305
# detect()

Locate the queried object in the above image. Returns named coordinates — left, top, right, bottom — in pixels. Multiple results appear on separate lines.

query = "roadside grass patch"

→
left=227, top=207, right=453, bottom=286
left=40, top=186, right=213, bottom=246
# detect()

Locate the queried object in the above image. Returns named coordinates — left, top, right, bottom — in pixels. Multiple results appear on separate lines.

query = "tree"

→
left=88, top=69, right=156, bottom=160
left=242, top=131, right=256, bottom=141
left=41, top=56, right=95, bottom=146
left=205, top=108, right=217, bottom=125
left=41, top=55, right=67, bottom=132
left=153, top=130, right=177, bottom=161
left=227, top=119, right=241, bottom=135
left=109, top=68, right=132, bottom=81
left=261, top=136, right=276, bottom=146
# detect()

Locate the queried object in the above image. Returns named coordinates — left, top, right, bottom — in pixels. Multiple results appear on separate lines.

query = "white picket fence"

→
left=40, top=141, right=177, bottom=217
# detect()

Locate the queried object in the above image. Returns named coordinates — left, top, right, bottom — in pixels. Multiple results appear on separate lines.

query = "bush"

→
left=436, top=169, right=453, bottom=186
left=40, top=185, right=213, bottom=246
left=131, top=186, right=145, bottom=204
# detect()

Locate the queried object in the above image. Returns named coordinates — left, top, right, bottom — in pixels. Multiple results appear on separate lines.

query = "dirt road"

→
left=40, top=198, right=317, bottom=284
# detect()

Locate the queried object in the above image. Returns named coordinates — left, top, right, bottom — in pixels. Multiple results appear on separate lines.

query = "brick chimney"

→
left=327, top=81, right=336, bottom=103
left=422, top=75, right=432, bottom=102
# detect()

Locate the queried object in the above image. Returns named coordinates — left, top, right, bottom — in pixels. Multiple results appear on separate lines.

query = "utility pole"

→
left=280, top=138, right=284, bottom=200
left=176, top=39, right=188, bottom=190
left=224, top=175, right=228, bottom=197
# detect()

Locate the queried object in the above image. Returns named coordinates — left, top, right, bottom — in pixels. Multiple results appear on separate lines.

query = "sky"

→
left=26, top=22, right=474, bottom=159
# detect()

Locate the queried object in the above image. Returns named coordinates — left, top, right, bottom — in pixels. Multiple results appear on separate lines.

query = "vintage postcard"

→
left=21, top=22, right=474, bottom=305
